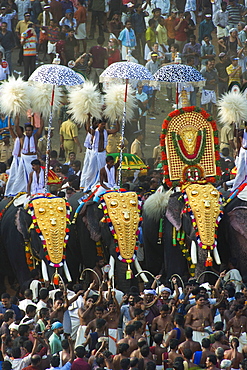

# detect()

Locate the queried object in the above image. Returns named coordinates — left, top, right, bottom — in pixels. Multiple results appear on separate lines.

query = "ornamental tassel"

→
left=172, top=227, right=177, bottom=246
left=53, top=268, right=59, bottom=285
left=205, top=251, right=213, bottom=267
left=158, top=218, right=163, bottom=244
left=126, top=263, right=132, bottom=280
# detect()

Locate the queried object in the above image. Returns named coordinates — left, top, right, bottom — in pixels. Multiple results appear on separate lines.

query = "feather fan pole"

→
left=28, top=82, right=63, bottom=120
left=104, top=84, right=136, bottom=123
left=0, top=77, right=30, bottom=116
left=217, top=91, right=247, bottom=127
left=67, top=81, right=102, bottom=126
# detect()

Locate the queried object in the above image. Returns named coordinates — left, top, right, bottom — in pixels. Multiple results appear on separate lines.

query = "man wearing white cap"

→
left=49, top=321, right=64, bottom=354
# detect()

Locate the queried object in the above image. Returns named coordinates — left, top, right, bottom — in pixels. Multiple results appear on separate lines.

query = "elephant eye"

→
left=57, top=206, right=64, bottom=212
left=191, top=190, right=198, bottom=196
left=210, top=190, right=218, bottom=197
left=110, top=200, right=118, bottom=207
left=130, top=199, right=137, bottom=206
left=38, top=208, right=45, bottom=214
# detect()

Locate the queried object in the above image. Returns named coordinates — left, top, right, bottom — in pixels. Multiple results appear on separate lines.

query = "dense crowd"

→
left=0, top=266, right=246, bottom=370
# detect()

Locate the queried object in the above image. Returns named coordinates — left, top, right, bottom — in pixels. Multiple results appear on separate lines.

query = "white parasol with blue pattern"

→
left=29, top=64, right=84, bottom=192
left=154, top=64, right=205, bottom=87
left=29, top=64, right=85, bottom=86
left=100, top=61, right=157, bottom=86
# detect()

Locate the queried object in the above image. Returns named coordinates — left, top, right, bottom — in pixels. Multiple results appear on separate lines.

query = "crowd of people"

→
left=0, top=264, right=246, bottom=370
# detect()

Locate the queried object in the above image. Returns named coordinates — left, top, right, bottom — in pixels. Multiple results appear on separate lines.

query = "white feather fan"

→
left=0, top=77, right=30, bottom=116
left=104, top=84, right=136, bottom=123
left=67, top=81, right=102, bottom=125
left=217, top=91, right=247, bottom=126
left=143, top=189, right=172, bottom=222
left=28, top=82, right=63, bottom=119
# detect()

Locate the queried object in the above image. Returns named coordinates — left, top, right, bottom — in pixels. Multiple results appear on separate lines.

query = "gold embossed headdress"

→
left=27, top=194, right=71, bottom=280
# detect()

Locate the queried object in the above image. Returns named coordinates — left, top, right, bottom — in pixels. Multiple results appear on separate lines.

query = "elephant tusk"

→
left=63, top=261, right=72, bottom=282
left=134, top=259, right=149, bottom=282
left=213, top=247, right=221, bottom=265
left=41, top=260, right=49, bottom=282
left=108, top=256, right=115, bottom=289
left=191, top=240, right=197, bottom=265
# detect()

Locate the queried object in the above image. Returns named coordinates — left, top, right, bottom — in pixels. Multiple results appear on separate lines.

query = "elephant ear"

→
left=15, top=207, right=32, bottom=241
left=165, top=193, right=184, bottom=230
left=80, top=201, right=103, bottom=242
left=228, top=206, right=247, bottom=237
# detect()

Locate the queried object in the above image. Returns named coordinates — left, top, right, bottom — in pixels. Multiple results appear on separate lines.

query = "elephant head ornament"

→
left=27, top=194, right=71, bottom=281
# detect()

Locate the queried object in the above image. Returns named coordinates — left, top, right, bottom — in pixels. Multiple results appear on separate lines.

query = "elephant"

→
left=217, top=193, right=247, bottom=281
left=143, top=183, right=223, bottom=281
left=0, top=195, right=73, bottom=290
left=66, top=191, right=147, bottom=292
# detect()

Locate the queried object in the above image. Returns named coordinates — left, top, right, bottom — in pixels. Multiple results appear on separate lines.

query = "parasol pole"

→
left=176, top=82, right=179, bottom=109
left=117, top=78, right=128, bottom=187
left=45, top=84, right=55, bottom=193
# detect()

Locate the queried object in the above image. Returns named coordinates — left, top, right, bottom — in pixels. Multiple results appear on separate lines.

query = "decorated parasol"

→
left=29, top=64, right=84, bottom=192
left=100, top=62, right=157, bottom=186
left=154, top=64, right=205, bottom=108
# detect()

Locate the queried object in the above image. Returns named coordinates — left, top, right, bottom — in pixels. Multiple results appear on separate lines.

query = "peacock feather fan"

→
left=104, top=84, right=136, bottom=123
left=67, top=81, right=102, bottom=126
left=217, top=91, right=247, bottom=126
left=0, top=77, right=30, bottom=116
left=28, top=82, right=63, bottom=119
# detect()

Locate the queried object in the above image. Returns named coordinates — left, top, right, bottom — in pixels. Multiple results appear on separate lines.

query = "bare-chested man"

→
left=103, top=289, right=120, bottom=354
left=211, top=331, right=230, bottom=352
left=117, top=324, right=138, bottom=357
left=149, top=333, right=167, bottom=369
left=224, top=337, right=244, bottom=369
left=227, top=305, right=247, bottom=342
left=130, top=338, right=150, bottom=359
left=167, top=338, right=179, bottom=367
left=182, top=348, right=199, bottom=369
left=151, top=304, right=174, bottom=341
left=192, top=338, right=215, bottom=366
left=185, top=294, right=213, bottom=344
left=113, top=343, right=129, bottom=370
left=75, top=283, right=103, bottom=347
left=178, top=327, right=201, bottom=354
left=165, top=315, right=185, bottom=347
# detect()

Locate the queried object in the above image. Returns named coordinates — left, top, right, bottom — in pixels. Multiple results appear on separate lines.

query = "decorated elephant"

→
left=217, top=188, right=247, bottom=281
left=66, top=190, right=147, bottom=292
left=0, top=193, right=72, bottom=288
left=143, top=182, right=223, bottom=280
left=142, top=106, right=224, bottom=281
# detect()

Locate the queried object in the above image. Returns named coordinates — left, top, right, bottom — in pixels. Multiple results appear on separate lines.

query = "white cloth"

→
left=121, top=45, right=135, bottom=60
left=80, top=148, right=93, bottom=189
left=232, top=147, right=247, bottom=191
left=12, top=137, right=20, bottom=157
left=29, top=280, right=42, bottom=302
left=5, top=156, right=20, bottom=196
left=31, top=168, right=45, bottom=195
left=105, top=165, right=116, bottom=188
left=10, top=153, right=37, bottom=195
left=92, top=129, right=108, bottom=151
left=75, top=325, right=87, bottom=347
left=4, top=354, right=31, bottom=370
left=75, top=23, right=86, bottom=39
left=42, top=11, right=52, bottom=26
left=22, top=135, right=36, bottom=154
left=108, top=328, right=118, bottom=355
left=47, top=41, right=57, bottom=54
left=192, top=327, right=212, bottom=344
left=201, top=89, right=217, bottom=104
left=19, top=298, right=36, bottom=311
left=223, top=269, right=242, bottom=292
left=83, top=150, right=106, bottom=192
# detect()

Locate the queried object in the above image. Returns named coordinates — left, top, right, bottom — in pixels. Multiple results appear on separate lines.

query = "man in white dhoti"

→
left=27, top=159, right=45, bottom=196
left=185, top=294, right=213, bottom=344
left=93, top=155, right=120, bottom=202
left=5, top=116, right=23, bottom=197
left=80, top=118, right=119, bottom=192
left=7, top=115, right=44, bottom=196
